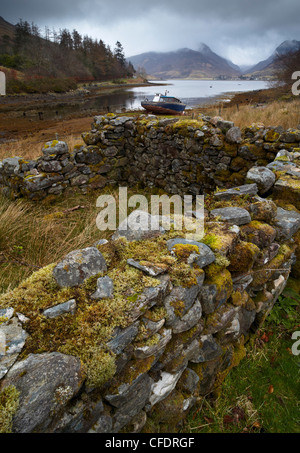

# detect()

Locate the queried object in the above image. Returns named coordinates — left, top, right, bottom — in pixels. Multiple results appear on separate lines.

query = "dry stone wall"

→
left=0, top=192, right=300, bottom=433
left=1, top=113, right=300, bottom=200
left=0, top=113, right=300, bottom=433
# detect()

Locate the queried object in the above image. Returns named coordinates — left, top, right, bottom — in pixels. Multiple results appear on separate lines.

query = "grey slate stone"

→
left=171, top=299, right=202, bottom=334
left=164, top=285, right=201, bottom=328
left=53, top=247, right=107, bottom=287
left=128, top=275, right=171, bottom=322
left=112, top=210, right=165, bottom=242
left=273, top=207, right=300, bottom=240
left=2, top=157, right=22, bottom=175
left=43, top=299, right=77, bottom=319
left=214, top=184, right=258, bottom=201
left=177, top=368, right=200, bottom=394
left=210, top=207, right=251, bottom=225
left=127, top=258, right=166, bottom=277
left=91, top=276, right=114, bottom=299
left=134, top=328, right=172, bottom=359
left=112, top=374, right=153, bottom=432
left=191, top=335, right=223, bottom=363
left=107, top=322, right=139, bottom=355
left=1, top=352, right=85, bottom=433
left=199, top=284, right=218, bottom=315
left=0, top=317, right=28, bottom=379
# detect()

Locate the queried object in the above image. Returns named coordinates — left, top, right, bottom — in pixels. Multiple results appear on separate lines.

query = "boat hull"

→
left=141, top=101, right=186, bottom=115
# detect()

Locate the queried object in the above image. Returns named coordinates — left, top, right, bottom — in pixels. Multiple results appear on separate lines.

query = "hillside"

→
left=245, top=40, right=300, bottom=79
left=0, top=16, right=134, bottom=90
left=0, top=16, right=16, bottom=42
left=128, top=44, right=241, bottom=79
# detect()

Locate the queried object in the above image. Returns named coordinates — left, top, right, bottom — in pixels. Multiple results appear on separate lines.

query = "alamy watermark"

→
left=291, top=331, right=300, bottom=356
left=291, top=71, right=300, bottom=95
left=95, top=187, right=204, bottom=239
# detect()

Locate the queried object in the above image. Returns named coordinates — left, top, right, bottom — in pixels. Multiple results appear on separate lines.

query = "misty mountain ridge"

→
left=129, top=39, right=300, bottom=80
left=128, top=45, right=241, bottom=79
left=244, top=39, right=300, bottom=76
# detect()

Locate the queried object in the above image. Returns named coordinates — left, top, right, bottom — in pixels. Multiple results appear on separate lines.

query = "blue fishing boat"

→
left=141, top=91, right=186, bottom=115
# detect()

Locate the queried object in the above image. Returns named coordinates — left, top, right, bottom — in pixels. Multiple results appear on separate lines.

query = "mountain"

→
left=245, top=40, right=300, bottom=78
left=128, top=44, right=241, bottom=79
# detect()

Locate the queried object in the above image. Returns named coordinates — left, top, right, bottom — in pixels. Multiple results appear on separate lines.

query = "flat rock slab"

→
left=43, top=299, right=77, bottom=319
left=127, top=258, right=167, bottom=277
left=214, top=184, right=258, bottom=201
left=53, top=247, right=107, bottom=287
left=107, top=322, right=139, bottom=355
left=210, top=207, right=251, bottom=225
left=273, top=207, right=300, bottom=240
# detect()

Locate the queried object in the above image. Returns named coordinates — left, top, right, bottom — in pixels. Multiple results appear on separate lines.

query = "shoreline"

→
left=0, top=85, right=285, bottom=143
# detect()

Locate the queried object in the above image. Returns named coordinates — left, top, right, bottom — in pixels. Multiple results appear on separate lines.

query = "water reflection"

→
left=10, top=79, right=269, bottom=121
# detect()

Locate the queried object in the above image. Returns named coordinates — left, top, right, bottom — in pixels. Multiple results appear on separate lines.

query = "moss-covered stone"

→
left=240, top=220, right=276, bottom=248
left=228, top=241, right=260, bottom=274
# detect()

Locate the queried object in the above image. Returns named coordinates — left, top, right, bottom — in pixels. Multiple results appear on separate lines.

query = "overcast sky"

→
left=2, top=0, right=300, bottom=66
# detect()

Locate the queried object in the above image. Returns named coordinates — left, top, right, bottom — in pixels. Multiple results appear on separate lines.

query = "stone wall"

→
left=1, top=113, right=300, bottom=200
left=1, top=188, right=300, bottom=433
left=0, top=113, right=300, bottom=433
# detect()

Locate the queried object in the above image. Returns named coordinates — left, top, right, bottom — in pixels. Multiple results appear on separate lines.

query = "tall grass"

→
left=200, top=98, right=300, bottom=129
left=0, top=185, right=166, bottom=293
left=0, top=134, right=84, bottom=161
left=0, top=191, right=108, bottom=293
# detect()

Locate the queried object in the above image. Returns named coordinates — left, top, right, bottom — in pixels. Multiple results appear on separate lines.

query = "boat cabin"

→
left=152, top=93, right=182, bottom=104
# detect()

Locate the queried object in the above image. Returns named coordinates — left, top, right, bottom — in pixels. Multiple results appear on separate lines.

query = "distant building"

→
left=0, top=71, right=6, bottom=96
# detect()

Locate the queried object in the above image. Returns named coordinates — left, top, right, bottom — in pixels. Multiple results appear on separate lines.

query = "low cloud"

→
left=2, top=0, right=300, bottom=65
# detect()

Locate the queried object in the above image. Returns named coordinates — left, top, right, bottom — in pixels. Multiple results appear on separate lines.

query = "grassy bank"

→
left=199, top=88, right=300, bottom=129
left=185, top=278, right=300, bottom=433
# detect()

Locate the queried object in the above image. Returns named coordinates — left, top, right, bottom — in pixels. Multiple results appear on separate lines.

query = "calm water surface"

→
left=125, top=79, right=269, bottom=111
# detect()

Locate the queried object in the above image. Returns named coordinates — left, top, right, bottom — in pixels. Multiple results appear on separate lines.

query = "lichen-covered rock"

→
left=91, top=276, right=114, bottom=299
left=246, top=166, right=276, bottom=194
left=171, top=299, right=202, bottom=334
left=53, top=247, right=107, bottom=287
left=226, top=126, right=242, bottom=144
left=0, top=316, right=28, bottom=379
left=273, top=207, right=300, bottom=240
left=1, top=352, right=85, bottom=433
left=127, top=258, right=167, bottom=277
left=134, top=328, right=172, bottom=359
left=166, top=238, right=215, bottom=268
left=250, top=196, right=277, bottom=222
left=42, top=140, right=69, bottom=156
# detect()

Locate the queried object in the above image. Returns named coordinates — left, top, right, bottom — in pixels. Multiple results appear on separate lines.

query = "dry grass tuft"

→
left=199, top=98, right=300, bottom=130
